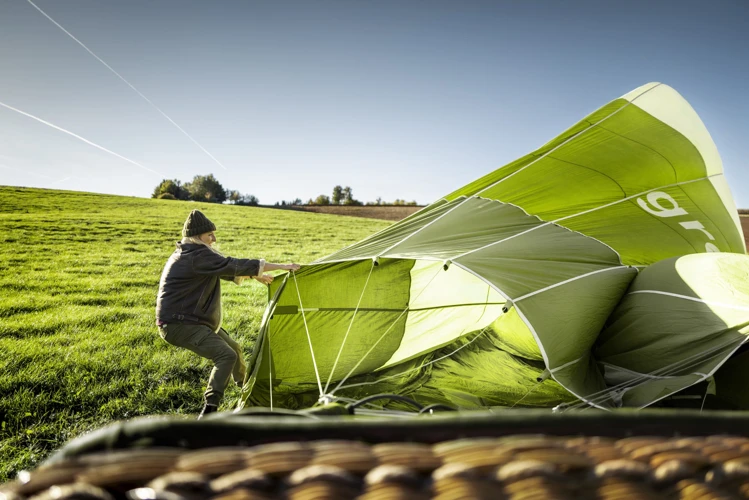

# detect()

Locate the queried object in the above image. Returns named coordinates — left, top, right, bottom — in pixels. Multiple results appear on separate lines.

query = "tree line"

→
left=152, top=175, right=258, bottom=205
left=152, top=175, right=418, bottom=207
left=277, top=185, right=418, bottom=207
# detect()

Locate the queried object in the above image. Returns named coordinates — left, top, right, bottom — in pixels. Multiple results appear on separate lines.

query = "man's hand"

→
left=263, top=262, right=302, bottom=272
left=253, top=274, right=274, bottom=285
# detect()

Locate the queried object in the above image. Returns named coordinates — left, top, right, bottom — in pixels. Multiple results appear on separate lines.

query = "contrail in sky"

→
left=0, top=100, right=165, bottom=178
left=48, top=176, right=73, bottom=187
left=26, top=0, right=229, bottom=171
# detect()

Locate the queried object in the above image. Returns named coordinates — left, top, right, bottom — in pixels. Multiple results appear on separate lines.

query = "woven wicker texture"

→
left=3, top=435, right=749, bottom=499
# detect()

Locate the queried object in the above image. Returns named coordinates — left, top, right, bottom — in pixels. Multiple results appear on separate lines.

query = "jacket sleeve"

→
left=192, top=248, right=261, bottom=278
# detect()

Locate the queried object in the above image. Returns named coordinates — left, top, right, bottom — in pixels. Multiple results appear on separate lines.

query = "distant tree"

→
left=184, top=174, right=227, bottom=203
left=291, top=198, right=302, bottom=205
left=152, top=179, right=186, bottom=199
left=332, top=185, right=343, bottom=205
left=157, top=193, right=176, bottom=200
left=313, top=194, right=331, bottom=205
left=376, top=197, right=382, bottom=205
left=342, top=186, right=353, bottom=205
left=226, top=190, right=242, bottom=203
left=241, top=194, right=259, bottom=206
left=341, top=186, right=362, bottom=205
left=231, top=193, right=259, bottom=206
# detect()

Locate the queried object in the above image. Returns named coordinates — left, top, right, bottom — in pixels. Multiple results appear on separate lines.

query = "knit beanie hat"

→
left=182, top=210, right=216, bottom=237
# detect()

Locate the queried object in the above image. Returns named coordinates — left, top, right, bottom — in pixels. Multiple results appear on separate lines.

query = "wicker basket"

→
left=3, top=409, right=749, bottom=499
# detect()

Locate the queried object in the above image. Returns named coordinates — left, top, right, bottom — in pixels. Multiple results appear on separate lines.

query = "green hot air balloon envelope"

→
left=238, top=82, right=745, bottom=412
left=595, top=252, right=749, bottom=409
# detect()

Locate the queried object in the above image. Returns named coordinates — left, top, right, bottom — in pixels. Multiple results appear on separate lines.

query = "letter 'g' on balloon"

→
left=637, top=191, right=688, bottom=218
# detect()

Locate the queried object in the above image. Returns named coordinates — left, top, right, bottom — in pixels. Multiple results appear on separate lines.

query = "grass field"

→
left=0, top=186, right=390, bottom=481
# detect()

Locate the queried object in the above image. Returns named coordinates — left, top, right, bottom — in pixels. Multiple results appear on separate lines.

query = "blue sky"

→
left=0, top=0, right=747, bottom=207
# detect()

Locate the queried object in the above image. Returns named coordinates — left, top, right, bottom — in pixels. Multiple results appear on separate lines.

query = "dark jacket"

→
left=156, top=243, right=262, bottom=332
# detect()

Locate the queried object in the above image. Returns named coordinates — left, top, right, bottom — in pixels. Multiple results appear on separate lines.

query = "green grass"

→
left=0, top=186, right=390, bottom=481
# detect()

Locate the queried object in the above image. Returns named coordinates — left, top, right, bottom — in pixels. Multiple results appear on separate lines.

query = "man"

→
left=156, top=209, right=299, bottom=418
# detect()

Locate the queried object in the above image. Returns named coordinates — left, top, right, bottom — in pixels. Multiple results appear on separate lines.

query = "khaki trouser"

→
left=159, top=323, right=247, bottom=406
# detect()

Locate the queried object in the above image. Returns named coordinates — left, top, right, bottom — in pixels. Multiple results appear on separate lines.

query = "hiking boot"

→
left=197, top=404, right=218, bottom=420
